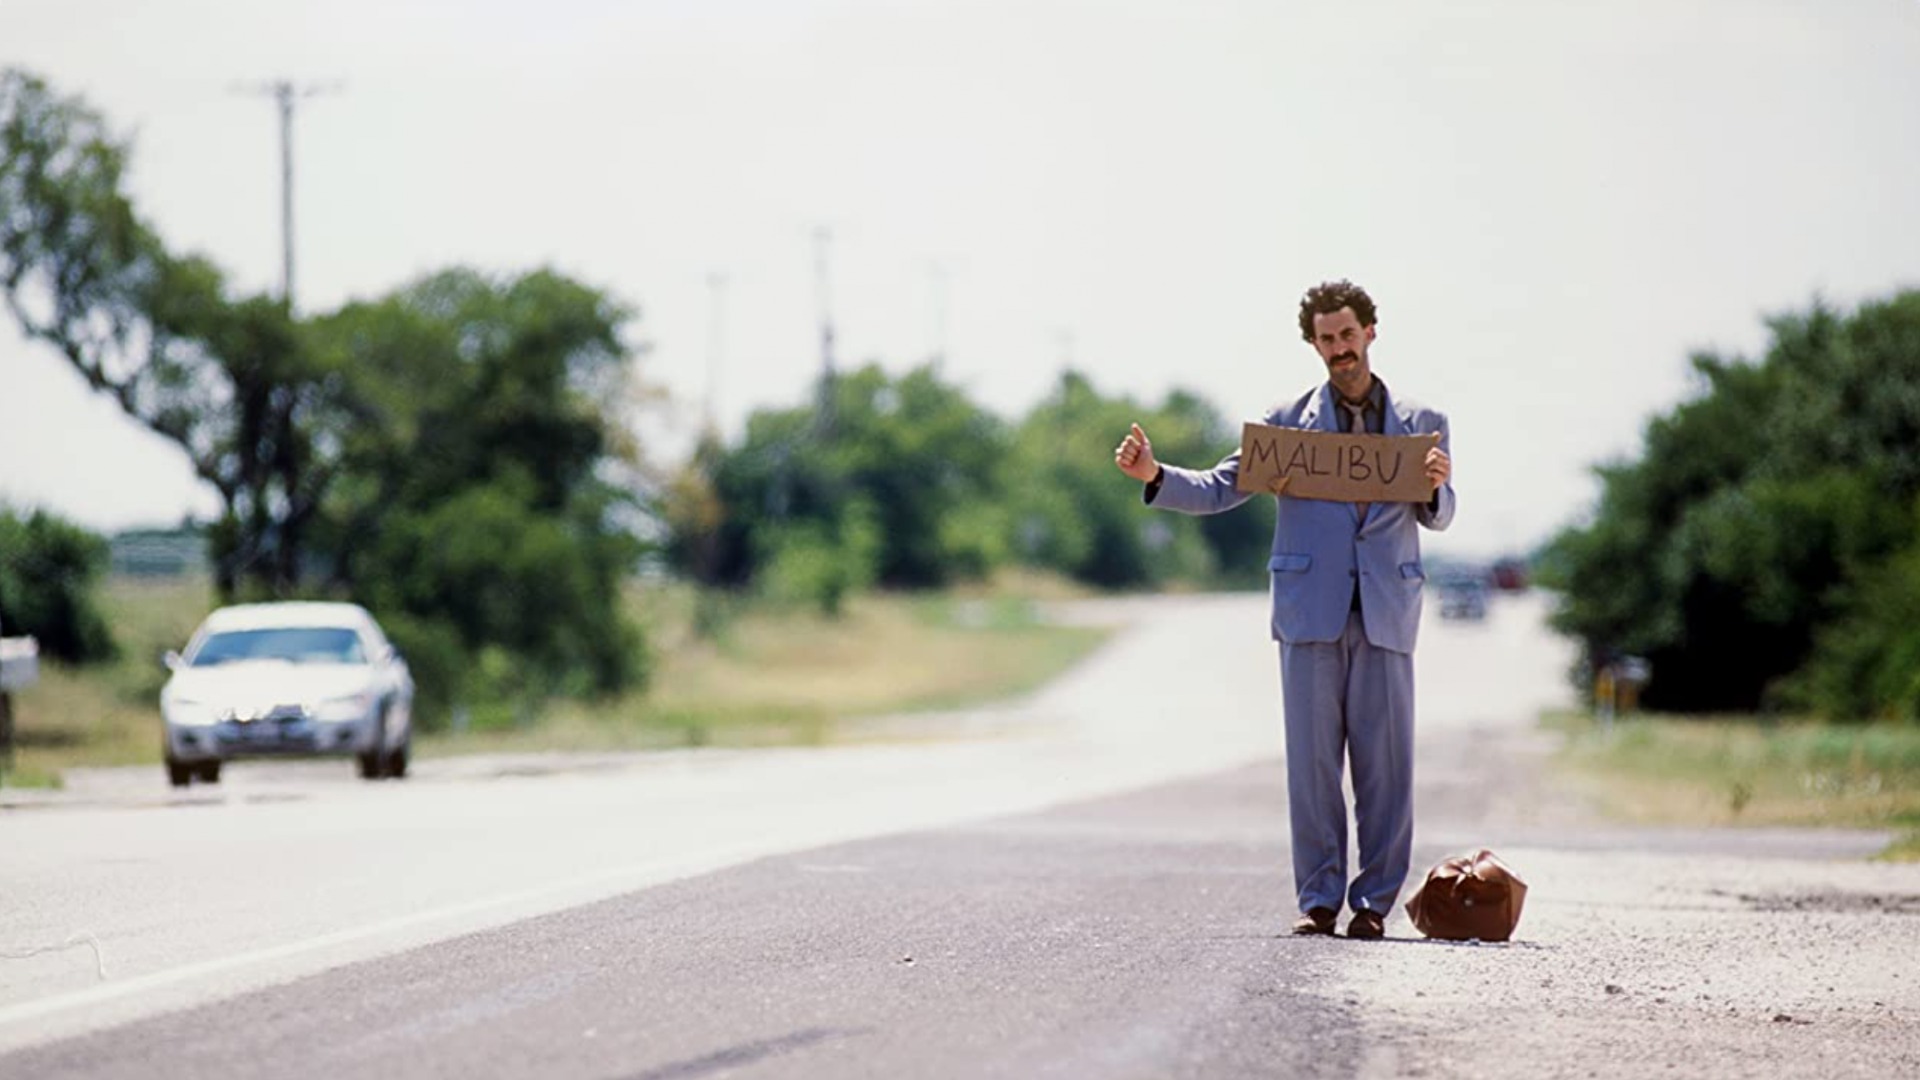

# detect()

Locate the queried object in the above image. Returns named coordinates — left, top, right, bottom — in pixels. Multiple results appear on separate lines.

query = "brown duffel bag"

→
left=1404, top=849, right=1528, bottom=942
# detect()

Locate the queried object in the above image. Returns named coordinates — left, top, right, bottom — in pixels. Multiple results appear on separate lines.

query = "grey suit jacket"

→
left=1147, top=381, right=1455, bottom=654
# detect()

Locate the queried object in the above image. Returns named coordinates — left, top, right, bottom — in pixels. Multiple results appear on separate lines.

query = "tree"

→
left=304, top=268, right=651, bottom=723
left=815, top=365, right=1009, bottom=588
left=1004, top=371, right=1241, bottom=589
left=682, top=363, right=1008, bottom=613
left=0, top=506, right=115, bottom=663
left=1541, top=291, right=1920, bottom=717
left=1, top=67, right=344, bottom=597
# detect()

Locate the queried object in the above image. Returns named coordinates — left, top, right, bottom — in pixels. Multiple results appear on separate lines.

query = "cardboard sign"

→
left=1234, top=422, right=1437, bottom=503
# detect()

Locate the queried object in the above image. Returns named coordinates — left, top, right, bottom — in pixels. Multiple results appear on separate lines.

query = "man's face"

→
left=1310, top=306, right=1376, bottom=399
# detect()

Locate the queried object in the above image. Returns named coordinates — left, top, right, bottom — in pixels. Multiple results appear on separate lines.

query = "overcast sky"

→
left=3, top=0, right=1917, bottom=561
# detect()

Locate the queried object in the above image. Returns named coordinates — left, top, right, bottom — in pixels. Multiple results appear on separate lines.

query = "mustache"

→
left=1329, top=351, right=1359, bottom=365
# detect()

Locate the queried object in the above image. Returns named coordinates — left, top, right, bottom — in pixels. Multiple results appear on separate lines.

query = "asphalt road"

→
left=4, top=593, right=1917, bottom=1078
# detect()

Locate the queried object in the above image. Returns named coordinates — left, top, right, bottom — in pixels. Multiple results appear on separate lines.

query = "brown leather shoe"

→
left=1291, top=907, right=1338, bottom=936
left=1346, top=909, right=1386, bottom=940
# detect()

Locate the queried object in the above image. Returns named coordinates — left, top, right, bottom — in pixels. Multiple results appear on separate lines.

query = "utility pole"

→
left=812, top=225, right=837, bottom=434
left=236, top=79, right=341, bottom=313
left=704, top=271, right=728, bottom=437
left=927, top=262, right=948, bottom=376
left=1053, top=328, right=1076, bottom=460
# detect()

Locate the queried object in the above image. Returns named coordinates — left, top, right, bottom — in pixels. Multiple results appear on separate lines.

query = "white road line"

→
left=0, top=838, right=772, bottom=1052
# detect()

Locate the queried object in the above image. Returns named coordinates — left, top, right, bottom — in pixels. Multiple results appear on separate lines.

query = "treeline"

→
left=1, top=68, right=1269, bottom=727
left=1541, top=290, right=1920, bottom=722
left=663, top=367, right=1272, bottom=611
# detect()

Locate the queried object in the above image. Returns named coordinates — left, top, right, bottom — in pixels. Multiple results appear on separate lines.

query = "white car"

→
left=0, top=615, right=37, bottom=693
left=161, top=602, right=414, bottom=786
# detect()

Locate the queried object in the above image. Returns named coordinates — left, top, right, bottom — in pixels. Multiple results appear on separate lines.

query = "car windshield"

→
left=189, top=627, right=367, bottom=667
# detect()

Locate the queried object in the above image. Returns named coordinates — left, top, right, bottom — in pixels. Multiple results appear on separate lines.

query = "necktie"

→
left=1343, top=401, right=1370, bottom=521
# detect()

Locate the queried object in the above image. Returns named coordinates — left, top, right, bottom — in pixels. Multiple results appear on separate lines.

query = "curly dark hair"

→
left=1297, top=280, right=1377, bottom=342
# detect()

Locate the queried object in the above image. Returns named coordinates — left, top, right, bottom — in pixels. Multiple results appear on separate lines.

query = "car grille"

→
left=221, top=704, right=309, bottom=723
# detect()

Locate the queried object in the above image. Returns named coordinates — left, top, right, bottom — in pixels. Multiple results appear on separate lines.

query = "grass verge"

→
left=2, top=576, right=215, bottom=786
left=0, top=572, right=1113, bottom=787
left=443, top=576, right=1109, bottom=755
left=1546, top=710, right=1920, bottom=861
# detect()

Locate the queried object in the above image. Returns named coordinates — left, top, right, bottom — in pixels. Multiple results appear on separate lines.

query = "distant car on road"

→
left=1, top=613, right=39, bottom=764
left=161, top=602, right=414, bottom=787
left=1490, top=557, right=1530, bottom=592
left=1436, top=575, right=1490, bottom=621
left=0, top=614, right=38, bottom=694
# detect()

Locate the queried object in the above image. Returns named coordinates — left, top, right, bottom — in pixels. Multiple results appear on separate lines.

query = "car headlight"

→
left=313, top=691, right=378, bottom=723
left=164, top=698, right=218, bottom=726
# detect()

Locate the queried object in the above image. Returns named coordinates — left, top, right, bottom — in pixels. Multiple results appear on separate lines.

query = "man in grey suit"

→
left=1113, top=280, right=1454, bottom=940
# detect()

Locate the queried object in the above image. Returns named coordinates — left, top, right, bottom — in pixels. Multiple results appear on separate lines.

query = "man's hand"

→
left=1114, top=422, right=1160, bottom=482
left=1425, top=432, right=1451, bottom=490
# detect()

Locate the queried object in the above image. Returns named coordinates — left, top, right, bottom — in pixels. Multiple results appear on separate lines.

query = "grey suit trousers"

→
left=1279, top=611, right=1415, bottom=916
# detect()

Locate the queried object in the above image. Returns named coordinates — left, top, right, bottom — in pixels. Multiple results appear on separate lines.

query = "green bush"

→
left=375, top=612, right=466, bottom=733
left=761, top=499, right=881, bottom=618
left=1544, top=291, right=1920, bottom=718
left=0, top=506, right=116, bottom=663
left=1788, top=532, right=1920, bottom=723
left=356, top=477, right=647, bottom=726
